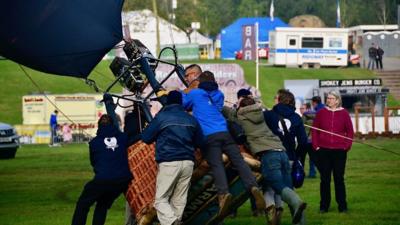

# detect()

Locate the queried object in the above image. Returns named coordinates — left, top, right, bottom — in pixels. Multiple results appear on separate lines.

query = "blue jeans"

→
left=260, top=151, right=292, bottom=194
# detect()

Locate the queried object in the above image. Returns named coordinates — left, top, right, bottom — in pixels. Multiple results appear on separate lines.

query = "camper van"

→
left=268, top=27, right=349, bottom=68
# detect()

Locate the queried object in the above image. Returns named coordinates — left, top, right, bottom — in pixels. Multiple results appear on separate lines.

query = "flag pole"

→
left=256, top=22, right=259, bottom=90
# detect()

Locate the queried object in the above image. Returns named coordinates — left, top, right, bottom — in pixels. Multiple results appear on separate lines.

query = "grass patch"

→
left=0, top=139, right=399, bottom=225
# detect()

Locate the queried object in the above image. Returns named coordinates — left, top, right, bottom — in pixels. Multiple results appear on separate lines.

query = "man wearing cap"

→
left=181, top=71, right=266, bottom=217
left=141, top=91, right=203, bottom=225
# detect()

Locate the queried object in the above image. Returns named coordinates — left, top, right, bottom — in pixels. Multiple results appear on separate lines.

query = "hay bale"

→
left=289, top=15, right=326, bottom=28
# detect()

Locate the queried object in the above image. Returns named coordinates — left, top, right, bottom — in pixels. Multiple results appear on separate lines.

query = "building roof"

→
left=348, top=24, right=399, bottom=32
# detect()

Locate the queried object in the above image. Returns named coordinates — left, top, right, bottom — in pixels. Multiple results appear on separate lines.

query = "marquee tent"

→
left=220, top=17, right=288, bottom=59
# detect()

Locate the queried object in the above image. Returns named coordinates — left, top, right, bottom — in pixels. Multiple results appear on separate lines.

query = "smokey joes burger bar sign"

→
left=319, top=79, right=382, bottom=87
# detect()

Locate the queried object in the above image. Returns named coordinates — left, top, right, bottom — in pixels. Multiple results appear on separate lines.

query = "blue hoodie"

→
left=263, top=103, right=308, bottom=160
left=89, top=124, right=132, bottom=181
left=314, top=103, right=325, bottom=112
left=182, top=82, right=227, bottom=136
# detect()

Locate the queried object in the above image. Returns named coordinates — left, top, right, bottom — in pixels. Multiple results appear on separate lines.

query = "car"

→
left=0, top=122, right=20, bottom=159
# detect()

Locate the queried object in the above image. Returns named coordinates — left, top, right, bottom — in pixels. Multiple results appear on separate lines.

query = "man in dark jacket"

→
left=264, top=89, right=308, bottom=162
left=141, top=91, right=203, bottom=225
left=367, top=43, right=377, bottom=70
left=71, top=111, right=133, bottom=225
left=376, top=45, right=384, bottom=70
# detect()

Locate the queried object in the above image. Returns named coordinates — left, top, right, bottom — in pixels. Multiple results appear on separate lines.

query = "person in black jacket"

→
left=376, top=45, right=384, bottom=70
left=367, top=43, right=377, bottom=70
left=71, top=111, right=133, bottom=225
left=264, top=89, right=308, bottom=162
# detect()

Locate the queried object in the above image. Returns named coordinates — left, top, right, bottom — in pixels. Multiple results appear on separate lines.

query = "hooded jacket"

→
left=263, top=103, right=308, bottom=160
left=141, top=104, right=203, bottom=163
left=182, top=81, right=227, bottom=136
left=223, top=104, right=284, bottom=155
left=89, top=124, right=132, bottom=181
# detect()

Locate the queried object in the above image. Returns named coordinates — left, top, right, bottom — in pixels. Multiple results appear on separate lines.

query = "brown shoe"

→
left=218, top=193, right=233, bottom=217
left=265, top=205, right=277, bottom=225
left=251, top=187, right=266, bottom=210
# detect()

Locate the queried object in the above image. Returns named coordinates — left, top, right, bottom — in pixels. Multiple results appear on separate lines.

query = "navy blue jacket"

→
left=89, top=124, right=133, bottom=181
left=141, top=104, right=203, bottom=163
left=263, top=103, right=308, bottom=160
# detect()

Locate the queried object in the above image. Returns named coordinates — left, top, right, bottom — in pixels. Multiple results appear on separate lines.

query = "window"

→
left=302, top=37, right=323, bottom=48
left=329, top=38, right=342, bottom=48
left=289, top=39, right=296, bottom=46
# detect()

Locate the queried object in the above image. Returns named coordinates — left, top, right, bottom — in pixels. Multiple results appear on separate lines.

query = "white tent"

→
left=122, top=10, right=189, bottom=55
left=189, top=30, right=213, bottom=45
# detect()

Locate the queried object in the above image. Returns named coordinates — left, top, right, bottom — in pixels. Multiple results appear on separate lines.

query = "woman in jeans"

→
left=312, top=91, right=354, bottom=213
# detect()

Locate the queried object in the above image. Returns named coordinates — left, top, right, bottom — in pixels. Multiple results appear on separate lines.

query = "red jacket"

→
left=312, top=107, right=354, bottom=151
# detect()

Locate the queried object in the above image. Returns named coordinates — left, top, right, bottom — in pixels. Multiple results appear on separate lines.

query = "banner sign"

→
left=319, top=79, right=382, bottom=87
left=241, top=25, right=256, bottom=60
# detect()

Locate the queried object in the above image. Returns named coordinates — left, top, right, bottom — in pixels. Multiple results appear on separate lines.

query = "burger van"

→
left=268, top=27, right=349, bottom=68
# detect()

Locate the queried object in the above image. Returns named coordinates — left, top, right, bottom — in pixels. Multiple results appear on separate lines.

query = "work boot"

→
left=275, top=207, right=283, bottom=225
left=281, top=187, right=307, bottom=224
left=251, top=187, right=266, bottom=210
left=218, top=193, right=233, bottom=217
left=265, top=205, right=277, bottom=225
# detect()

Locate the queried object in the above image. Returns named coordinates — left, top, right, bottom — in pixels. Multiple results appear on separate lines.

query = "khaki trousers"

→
left=154, top=160, right=194, bottom=225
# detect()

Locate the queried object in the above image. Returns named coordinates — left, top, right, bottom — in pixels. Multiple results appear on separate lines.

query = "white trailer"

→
left=268, top=27, right=349, bottom=68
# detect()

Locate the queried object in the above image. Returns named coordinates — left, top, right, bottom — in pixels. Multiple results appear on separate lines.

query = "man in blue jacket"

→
left=182, top=71, right=265, bottom=217
left=49, top=110, right=59, bottom=146
left=141, top=91, right=203, bottom=225
left=71, top=100, right=133, bottom=225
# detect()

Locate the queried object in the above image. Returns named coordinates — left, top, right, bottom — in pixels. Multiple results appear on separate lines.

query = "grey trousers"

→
left=154, top=160, right=194, bottom=225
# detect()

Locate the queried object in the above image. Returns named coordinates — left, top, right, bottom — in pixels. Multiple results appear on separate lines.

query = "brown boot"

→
left=218, top=193, right=233, bottom=217
left=265, top=205, right=277, bottom=225
left=251, top=187, right=266, bottom=210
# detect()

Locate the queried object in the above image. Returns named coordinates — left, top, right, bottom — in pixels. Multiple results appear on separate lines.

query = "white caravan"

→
left=268, top=27, right=349, bottom=68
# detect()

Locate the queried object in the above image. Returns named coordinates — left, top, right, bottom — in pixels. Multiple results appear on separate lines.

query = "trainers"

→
left=251, top=187, right=266, bottom=210
left=218, top=193, right=233, bottom=217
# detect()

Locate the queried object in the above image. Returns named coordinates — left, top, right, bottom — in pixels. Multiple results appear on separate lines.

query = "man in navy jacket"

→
left=141, top=91, right=203, bottom=225
left=264, top=89, right=308, bottom=161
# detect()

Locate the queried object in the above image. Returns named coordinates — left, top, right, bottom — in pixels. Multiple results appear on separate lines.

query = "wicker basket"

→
left=125, top=141, right=157, bottom=223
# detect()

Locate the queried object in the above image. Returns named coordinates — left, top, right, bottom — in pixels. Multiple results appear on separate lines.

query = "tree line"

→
left=123, top=0, right=399, bottom=37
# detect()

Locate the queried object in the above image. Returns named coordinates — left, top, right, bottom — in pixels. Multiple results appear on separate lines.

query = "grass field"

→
left=0, top=139, right=399, bottom=225
left=1, top=59, right=398, bottom=125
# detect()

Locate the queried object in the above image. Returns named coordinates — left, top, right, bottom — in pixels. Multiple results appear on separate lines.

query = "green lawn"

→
left=0, top=139, right=399, bottom=225
left=1, top=59, right=398, bottom=125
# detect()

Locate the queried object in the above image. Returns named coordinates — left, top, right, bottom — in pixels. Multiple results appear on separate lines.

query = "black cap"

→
left=237, top=88, right=252, bottom=99
left=167, top=90, right=182, bottom=105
